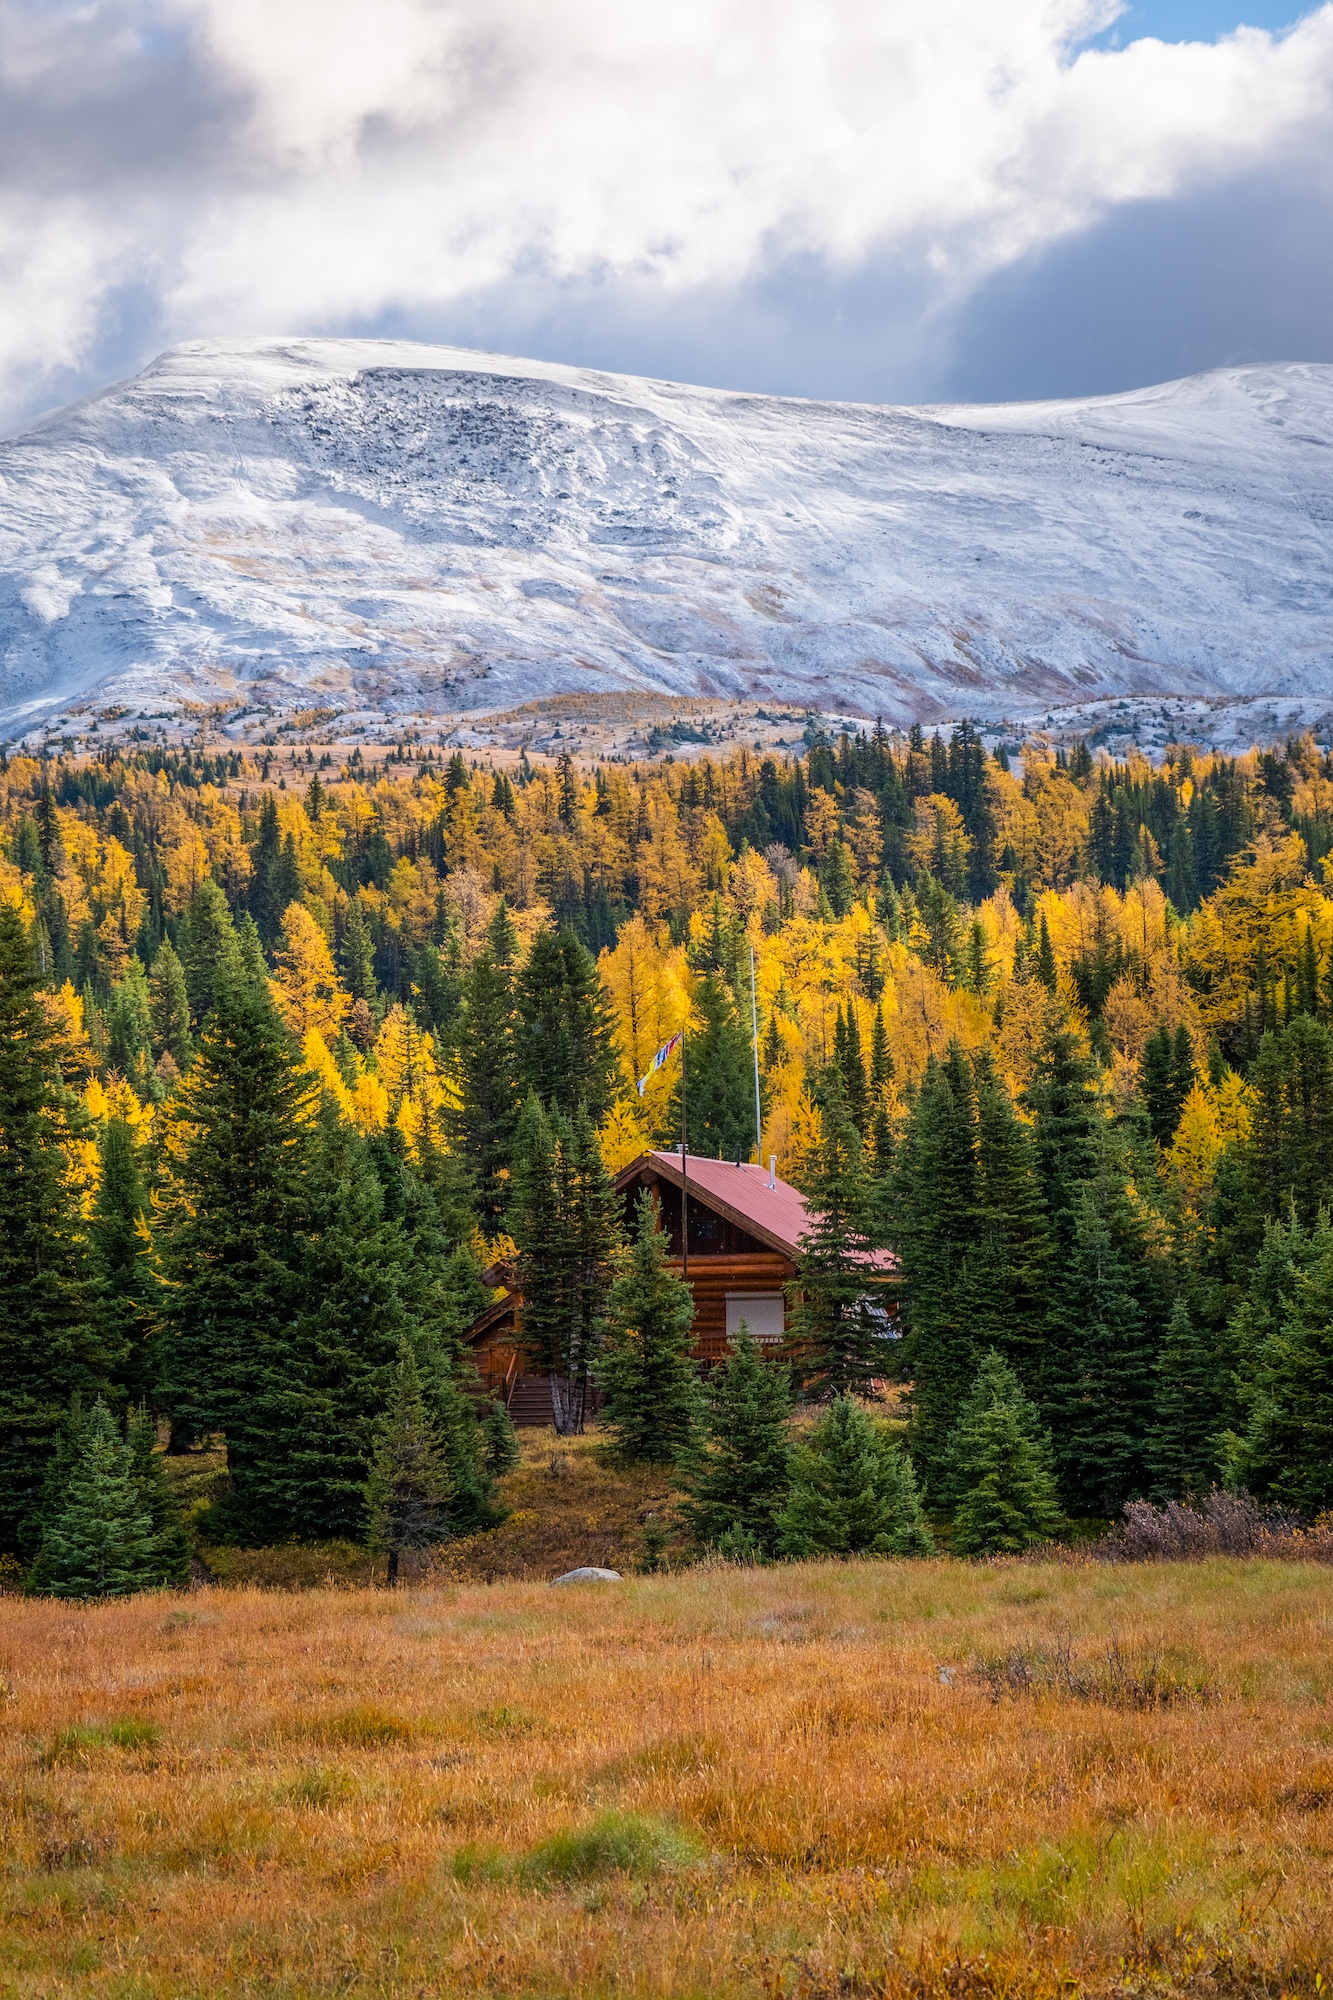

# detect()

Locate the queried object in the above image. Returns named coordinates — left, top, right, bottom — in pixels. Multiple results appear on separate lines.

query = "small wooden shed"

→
left=464, top=1150, right=814, bottom=1423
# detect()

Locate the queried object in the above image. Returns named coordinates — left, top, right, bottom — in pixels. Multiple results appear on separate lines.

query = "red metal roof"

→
left=644, top=1150, right=811, bottom=1258
left=619, top=1151, right=895, bottom=1271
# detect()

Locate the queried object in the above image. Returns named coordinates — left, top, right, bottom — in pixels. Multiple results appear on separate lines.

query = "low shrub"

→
left=1098, top=1492, right=1304, bottom=1562
left=969, top=1632, right=1208, bottom=1708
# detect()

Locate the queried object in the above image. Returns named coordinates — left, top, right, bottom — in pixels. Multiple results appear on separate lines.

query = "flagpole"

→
left=749, top=944, right=763, bottom=1168
left=680, top=1024, right=689, bottom=1280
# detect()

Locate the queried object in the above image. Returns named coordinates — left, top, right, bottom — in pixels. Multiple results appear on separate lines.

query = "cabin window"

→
left=725, top=1293, right=786, bottom=1344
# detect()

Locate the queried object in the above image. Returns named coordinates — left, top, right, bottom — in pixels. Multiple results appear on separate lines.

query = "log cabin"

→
left=464, top=1150, right=824, bottom=1425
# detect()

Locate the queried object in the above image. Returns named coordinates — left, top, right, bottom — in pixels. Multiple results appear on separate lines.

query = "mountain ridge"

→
left=1, top=337, right=1330, bottom=736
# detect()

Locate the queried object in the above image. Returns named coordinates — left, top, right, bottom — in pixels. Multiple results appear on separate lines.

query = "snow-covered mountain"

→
left=1, top=337, right=1331, bottom=735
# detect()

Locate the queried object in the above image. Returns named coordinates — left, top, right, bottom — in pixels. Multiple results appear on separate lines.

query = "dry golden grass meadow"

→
left=4, top=1441, right=1333, bottom=1999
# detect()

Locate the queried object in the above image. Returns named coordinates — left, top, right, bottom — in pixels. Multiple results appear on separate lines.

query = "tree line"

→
left=5, top=722, right=1333, bottom=1588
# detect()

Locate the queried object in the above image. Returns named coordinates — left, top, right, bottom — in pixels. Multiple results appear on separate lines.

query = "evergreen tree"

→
left=942, top=1352, right=1064, bottom=1556
left=155, top=972, right=319, bottom=1540
left=1141, top=1024, right=1195, bottom=1146
left=1034, top=914, right=1057, bottom=991
left=384, top=1131, right=497, bottom=1529
left=565, top=1106, right=623, bottom=1433
left=480, top=1399, right=521, bottom=1478
left=105, top=958, right=153, bottom=1088
left=596, top=1192, right=701, bottom=1465
left=514, top=926, right=621, bottom=1122
left=1044, top=1165, right=1157, bottom=1516
left=364, top=1345, right=452, bottom=1585
left=181, top=878, right=239, bottom=1029
left=90, top=1118, right=154, bottom=1405
left=1147, top=1298, right=1227, bottom=1498
left=28, top=1400, right=160, bottom=1599
left=869, top=1006, right=894, bottom=1096
left=965, top=1057, right=1050, bottom=1384
left=339, top=895, right=378, bottom=1006
left=820, top=839, right=857, bottom=919
left=682, top=1325, right=793, bottom=1556
left=790, top=1094, right=890, bottom=1400
left=510, top=1096, right=620, bottom=1434
left=249, top=796, right=302, bottom=945
left=833, top=1005, right=870, bottom=1132
left=284, top=1109, right=423, bottom=1540
left=777, top=1397, right=933, bottom=1558
left=1227, top=1227, right=1333, bottom=1513
left=1244, top=1016, right=1333, bottom=1225
left=665, top=972, right=756, bottom=1161
left=0, top=906, right=111, bottom=1556
left=453, top=905, right=520, bottom=1225
left=126, top=1402, right=192, bottom=1586
left=148, top=937, right=192, bottom=1070
left=1021, top=1019, right=1098, bottom=1249
left=890, top=1048, right=980, bottom=1478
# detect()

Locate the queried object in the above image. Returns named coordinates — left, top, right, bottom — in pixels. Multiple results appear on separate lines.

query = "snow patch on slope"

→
left=0, top=337, right=1330, bottom=732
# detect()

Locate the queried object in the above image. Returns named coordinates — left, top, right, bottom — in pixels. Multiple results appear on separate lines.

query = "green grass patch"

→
left=42, top=1720, right=160, bottom=1766
left=518, top=1811, right=704, bottom=1885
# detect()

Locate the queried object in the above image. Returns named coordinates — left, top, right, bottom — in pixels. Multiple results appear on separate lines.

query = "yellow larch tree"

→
left=272, top=902, right=349, bottom=1043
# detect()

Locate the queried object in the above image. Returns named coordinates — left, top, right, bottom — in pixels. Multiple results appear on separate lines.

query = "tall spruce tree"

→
left=1227, top=1228, right=1333, bottom=1513
left=514, top=926, right=621, bottom=1122
left=1141, top=1024, right=1195, bottom=1146
left=285, top=1108, right=422, bottom=1540
left=27, top=1400, right=162, bottom=1599
left=90, top=1117, right=154, bottom=1405
left=891, top=1047, right=980, bottom=1481
left=789, top=1093, right=889, bottom=1400
left=1044, top=1161, right=1158, bottom=1517
left=682, top=1325, right=793, bottom=1557
left=596, top=1192, right=700, bottom=1465
left=105, top=959, right=153, bottom=1091
left=0, top=906, right=112, bottom=1556
left=964, top=1056, right=1050, bottom=1384
left=364, top=1345, right=452, bottom=1585
left=181, top=878, right=239, bottom=1029
left=148, top=937, right=192, bottom=1071
left=453, top=903, right=520, bottom=1225
left=1243, top=1017, right=1333, bottom=1226
left=155, top=970, right=320, bottom=1540
left=387, top=1130, right=498, bottom=1530
left=665, top=972, right=756, bottom=1161
left=339, top=896, right=378, bottom=1006
left=1147, top=1298, right=1227, bottom=1498
left=1021, top=1018, right=1098, bottom=1251
left=777, top=1397, right=933, bottom=1558
left=942, top=1352, right=1064, bottom=1556
left=510, top=1096, right=620, bottom=1434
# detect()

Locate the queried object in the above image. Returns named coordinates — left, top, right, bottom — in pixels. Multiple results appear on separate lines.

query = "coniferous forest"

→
left=3, top=719, right=1333, bottom=1588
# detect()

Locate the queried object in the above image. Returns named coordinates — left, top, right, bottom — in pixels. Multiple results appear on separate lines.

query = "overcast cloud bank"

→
left=2, top=0, right=1332, bottom=425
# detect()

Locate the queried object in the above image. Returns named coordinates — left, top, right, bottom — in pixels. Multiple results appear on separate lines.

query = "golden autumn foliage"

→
left=11, top=725, right=1333, bottom=1225
left=271, top=902, right=349, bottom=1043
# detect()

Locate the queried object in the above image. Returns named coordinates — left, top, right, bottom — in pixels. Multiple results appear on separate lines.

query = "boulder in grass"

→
left=550, top=1567, right=623, bottom=1585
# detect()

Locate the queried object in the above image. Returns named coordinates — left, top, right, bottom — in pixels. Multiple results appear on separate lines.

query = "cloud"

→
left=1, top=0, right=1331, bottom=424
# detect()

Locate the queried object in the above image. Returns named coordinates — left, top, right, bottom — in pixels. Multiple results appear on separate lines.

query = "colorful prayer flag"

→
left=637, top=1029, right=683, bottom=1097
